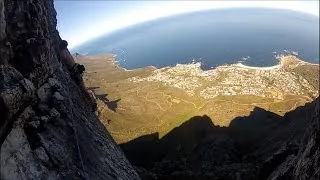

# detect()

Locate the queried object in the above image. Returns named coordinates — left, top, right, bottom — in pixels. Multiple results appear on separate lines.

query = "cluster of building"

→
left=128, top=61, right=318, bottom=99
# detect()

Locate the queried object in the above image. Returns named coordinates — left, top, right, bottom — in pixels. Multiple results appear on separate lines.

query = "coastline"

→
left=113, top=55, right=285, bottom=72
left=235, top=63, right=281, bottom=70
left=111, top=55, right=157, bottom=72
left=82, top=54, right=318, bottom=73
left=233, top=55, right=318, bottom=70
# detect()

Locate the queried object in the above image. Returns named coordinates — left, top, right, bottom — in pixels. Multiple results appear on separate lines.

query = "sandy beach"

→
left=236, top=63, right=281, bottom=70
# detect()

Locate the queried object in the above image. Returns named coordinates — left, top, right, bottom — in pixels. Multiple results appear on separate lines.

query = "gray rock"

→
left=1, top=125, right=55, bottom=180
left=28, top=120, right=41, bottom=129
left=37, top=102, right=50, bottom=115
left=18, top=106, right=36, bottom=123
left=0, top=0, right=6, bottom=41
left=37, top=83, right=52, bottom=103
left=0, top=66, right=36, bottom=140
left=34, top=146, right=50, bottom=163
left=48, top=78, right=62, bottom=90
left=40, top=115, right=49, bottom=122
left=0, top=66, right=35, bottom=115
left=49, top=108, right=60, bottom=119
left=53, top=92, right=64, bottom=101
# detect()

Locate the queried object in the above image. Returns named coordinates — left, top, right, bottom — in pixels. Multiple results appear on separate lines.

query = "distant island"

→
left=77, top=54, right=319, bottom=143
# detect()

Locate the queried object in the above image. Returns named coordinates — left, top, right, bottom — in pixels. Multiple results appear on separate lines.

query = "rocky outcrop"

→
left=0, top=0, right=139, bottom=179
left=269, top=98, right=319, bottom=180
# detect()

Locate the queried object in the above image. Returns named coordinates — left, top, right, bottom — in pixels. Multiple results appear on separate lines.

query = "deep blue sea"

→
left=72, top=8, right=319, bottom=70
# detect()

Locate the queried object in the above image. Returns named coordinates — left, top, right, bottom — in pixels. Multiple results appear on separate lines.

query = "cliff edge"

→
left=0, top=0, right=139, bottom=179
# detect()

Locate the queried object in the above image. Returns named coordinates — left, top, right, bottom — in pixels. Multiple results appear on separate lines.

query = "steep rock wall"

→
left=0, top=0, right=139, bottom=179
left=269, top=99, right=319, bottom=180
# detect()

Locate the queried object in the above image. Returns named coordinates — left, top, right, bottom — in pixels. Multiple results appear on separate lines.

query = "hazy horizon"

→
left=73, top=8, right=319, bottom=70
left=54, top=1, right=319, bottom=48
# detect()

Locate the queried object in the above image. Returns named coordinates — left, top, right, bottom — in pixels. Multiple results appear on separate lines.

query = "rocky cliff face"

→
left=0, top=0, right=139, bottom=179
left=269, top=99, right=320, bottom=179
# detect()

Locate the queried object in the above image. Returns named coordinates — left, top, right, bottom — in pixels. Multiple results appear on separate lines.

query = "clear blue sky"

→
left=54, top=1, right=319, bottom=48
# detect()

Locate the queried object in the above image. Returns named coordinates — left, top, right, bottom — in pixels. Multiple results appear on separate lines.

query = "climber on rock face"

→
left=59, top=40, right=76, bottom=69
left=59, top=40, right=97, bottom=111
left=59, top=40, right=85, bottom=85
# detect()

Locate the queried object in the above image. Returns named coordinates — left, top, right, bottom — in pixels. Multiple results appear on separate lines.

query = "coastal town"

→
left=129, top=56, right=319, bottom=100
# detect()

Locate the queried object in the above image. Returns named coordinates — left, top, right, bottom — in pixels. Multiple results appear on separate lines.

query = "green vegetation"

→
left=292, top=65, right=319, bottom=89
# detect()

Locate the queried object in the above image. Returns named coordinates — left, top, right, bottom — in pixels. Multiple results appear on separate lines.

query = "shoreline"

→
left=82, top=54, right=318, bottom=72
left=235, top=63, right=281, bottom=70
left=111, top=55, right=157, bottom=72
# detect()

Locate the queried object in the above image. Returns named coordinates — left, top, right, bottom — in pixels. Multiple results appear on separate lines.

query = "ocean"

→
left=72, top=8, right=319, bottom=70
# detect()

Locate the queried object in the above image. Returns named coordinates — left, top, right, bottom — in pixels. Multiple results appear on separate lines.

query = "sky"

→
left=54, top=0, right=319, bottom=49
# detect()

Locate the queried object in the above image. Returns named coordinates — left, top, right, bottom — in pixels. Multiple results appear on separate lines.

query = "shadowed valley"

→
left=121, top=98, right=319, bottom=179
